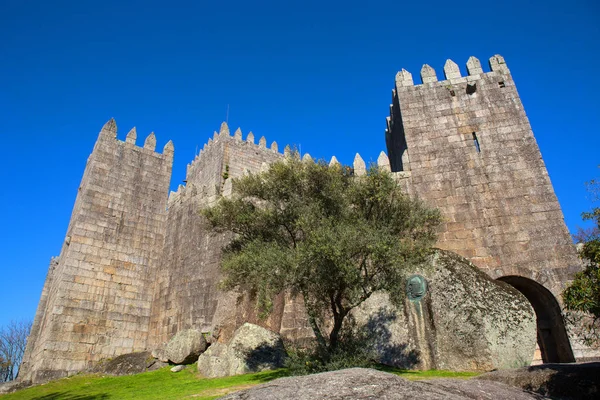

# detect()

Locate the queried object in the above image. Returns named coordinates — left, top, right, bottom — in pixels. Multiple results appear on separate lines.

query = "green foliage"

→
left=222, top=164, right=230, bottom=181
left=283, top=320, right=379, bottom=375
left=382, top=367, right=481, bottom=381
left=204, top=156, right=441, bottom=354
left=284, top=345, right=375, bottom=376
left=563, top=173, right=600, bottom=345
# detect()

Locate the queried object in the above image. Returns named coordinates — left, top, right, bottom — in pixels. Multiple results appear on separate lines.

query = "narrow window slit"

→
left=498, top=81, right=506, bottom=88
left=472, top=132, right=481, bottom=153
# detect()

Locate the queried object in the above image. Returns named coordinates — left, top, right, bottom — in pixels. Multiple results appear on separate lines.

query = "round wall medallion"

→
left=406, top=275, right=427, bottom=301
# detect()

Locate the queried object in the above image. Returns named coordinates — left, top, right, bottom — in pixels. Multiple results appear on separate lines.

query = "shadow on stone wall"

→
left=249, top=307, right=421, bottom=371
left=357, top=308, right=420, bottom=369
left=241, top=343, right=288, bottom=372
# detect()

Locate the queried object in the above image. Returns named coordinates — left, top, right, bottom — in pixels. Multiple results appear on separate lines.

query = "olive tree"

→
left=204, top=156, right=441, bottom=355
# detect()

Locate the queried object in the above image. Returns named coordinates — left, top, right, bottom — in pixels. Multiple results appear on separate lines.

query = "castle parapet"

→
left=397, top=55, right=510, bottom=87
left=353, top=153, right=366, bottom=176
left=97, top=118, right=174, bottom=159
left=182, top=122, right=294, bottom=196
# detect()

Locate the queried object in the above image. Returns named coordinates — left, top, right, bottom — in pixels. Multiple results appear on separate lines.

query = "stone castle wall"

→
left=20, top=121, right=173, bottom=382
left=386, top=56, right=580, bottom=298
left=149, top=124, right=288, bottom=347
left=20, top=54, right=588, bottom=382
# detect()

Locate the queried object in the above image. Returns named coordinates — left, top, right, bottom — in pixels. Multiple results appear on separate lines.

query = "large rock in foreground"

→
left=164, top=329, right=208, bottom=365
left=221, top=368, right=547, bottom=399
left=197, top=323, right=286, bottom=378
left=477, top=362, right=600, bottom=399
left=352, top=249, right=537, bottom=371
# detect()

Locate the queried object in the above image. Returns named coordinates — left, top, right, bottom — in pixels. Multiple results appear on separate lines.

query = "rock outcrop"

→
left=352, top=249, right=537, bottom=371
left=197, top=323, right=286, bottom=378
left=477, top=362, right=600, bottom=399
left=90, top=351, right=167, bottom=376
left=221, top=368, right=548, bottom=399
left=164, top=329, right=208, bottom=365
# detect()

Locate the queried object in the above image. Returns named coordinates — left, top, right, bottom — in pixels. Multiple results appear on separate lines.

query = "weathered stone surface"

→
left=90, top=351, right=158, bottom=376
left=388, top=56, right=580, bottom=298
left=352, top=249, right=536, bottom=371
left=197, top=323, right=286, bottom=378
left=151, top=347, right=169, bottom=363
left=0, top=380, right=32, bottom=395
left=164, top=329, right=207, bottom=365
left=19, top=121, right=174, bottom=383
left=170, top=365, right=186, bottom=372
left=386, top=56, right=586, bottom=362
left=221, top=368, right=548, bottom=400
left=477, top=362, right=600, bottom=399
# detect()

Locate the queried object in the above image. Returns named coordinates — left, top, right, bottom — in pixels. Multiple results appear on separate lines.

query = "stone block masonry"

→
left=20, top=120, right=173, bottom=382
left=20, top=54, right=592, bottom=383
left=386, top=55, right=579, bottom=297
left=148, top=123, right=307, bottom=348
left=387, top=55, right=586, bottom=363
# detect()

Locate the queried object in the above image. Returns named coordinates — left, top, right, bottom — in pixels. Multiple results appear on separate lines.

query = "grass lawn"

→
left=0, top=366, right=480, bottom=399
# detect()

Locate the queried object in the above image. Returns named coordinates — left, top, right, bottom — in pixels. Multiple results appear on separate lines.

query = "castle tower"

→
left=148, top=122, right=301, bottom=348
left=20, top=120, right=173, bottom=382
left=386, top=56, right=582, bottom=363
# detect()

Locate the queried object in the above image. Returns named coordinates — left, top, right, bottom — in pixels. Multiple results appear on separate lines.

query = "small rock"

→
left=170, top=365, right=186, bottom=373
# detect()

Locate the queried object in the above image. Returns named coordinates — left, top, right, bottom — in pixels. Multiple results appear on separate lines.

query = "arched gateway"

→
left=498, top=276, right=575, bottom=363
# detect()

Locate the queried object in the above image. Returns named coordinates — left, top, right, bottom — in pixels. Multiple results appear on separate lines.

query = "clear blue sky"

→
left=1, top=0, right=598, bottom=328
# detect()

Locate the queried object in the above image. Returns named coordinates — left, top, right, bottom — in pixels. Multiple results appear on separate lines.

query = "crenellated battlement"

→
left=386, top=55, right=517, bottom=173
left=184, top=122, right=289, bottom=185
left=394, top=54, right=510, bottom=88
left=349, top=151, right=391, bottom=175
left=176, top=121, right=394, bottom=206
left=97, top=118, right=174, bottom=158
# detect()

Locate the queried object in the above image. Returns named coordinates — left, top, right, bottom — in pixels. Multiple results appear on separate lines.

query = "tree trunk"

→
left=304, top=304, right=328, bottom=356
left=329, top=310, right=347, bottom=352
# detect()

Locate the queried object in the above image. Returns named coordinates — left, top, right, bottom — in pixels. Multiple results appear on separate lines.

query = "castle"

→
left=19, top=55, right=586, bottom=383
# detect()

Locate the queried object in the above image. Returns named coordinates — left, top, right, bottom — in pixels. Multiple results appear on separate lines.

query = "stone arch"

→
left=497, top=276, right=575, bottom=363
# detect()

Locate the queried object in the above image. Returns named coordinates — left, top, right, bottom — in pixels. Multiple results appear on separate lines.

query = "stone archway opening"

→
left=497, top=275, right=575, bottom=364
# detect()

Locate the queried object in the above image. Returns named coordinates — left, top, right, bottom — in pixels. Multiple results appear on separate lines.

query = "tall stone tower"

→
left=386, top=55, right=582, bottom=362
left=20, top=120, right=174, bottom=382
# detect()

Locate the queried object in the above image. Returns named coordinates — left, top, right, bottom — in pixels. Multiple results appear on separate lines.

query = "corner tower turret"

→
left=20, top=120, right=174, bottom=383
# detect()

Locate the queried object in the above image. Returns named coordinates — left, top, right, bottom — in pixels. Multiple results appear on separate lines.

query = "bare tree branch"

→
left=0, top=320, right=32, bottom=382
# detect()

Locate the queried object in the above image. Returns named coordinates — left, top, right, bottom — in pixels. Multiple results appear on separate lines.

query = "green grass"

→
left=0, top=367, right=287, bottom=400
left=1, top=366, right=480, bottom=399
left=382, top=366, right=481, bottom=380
